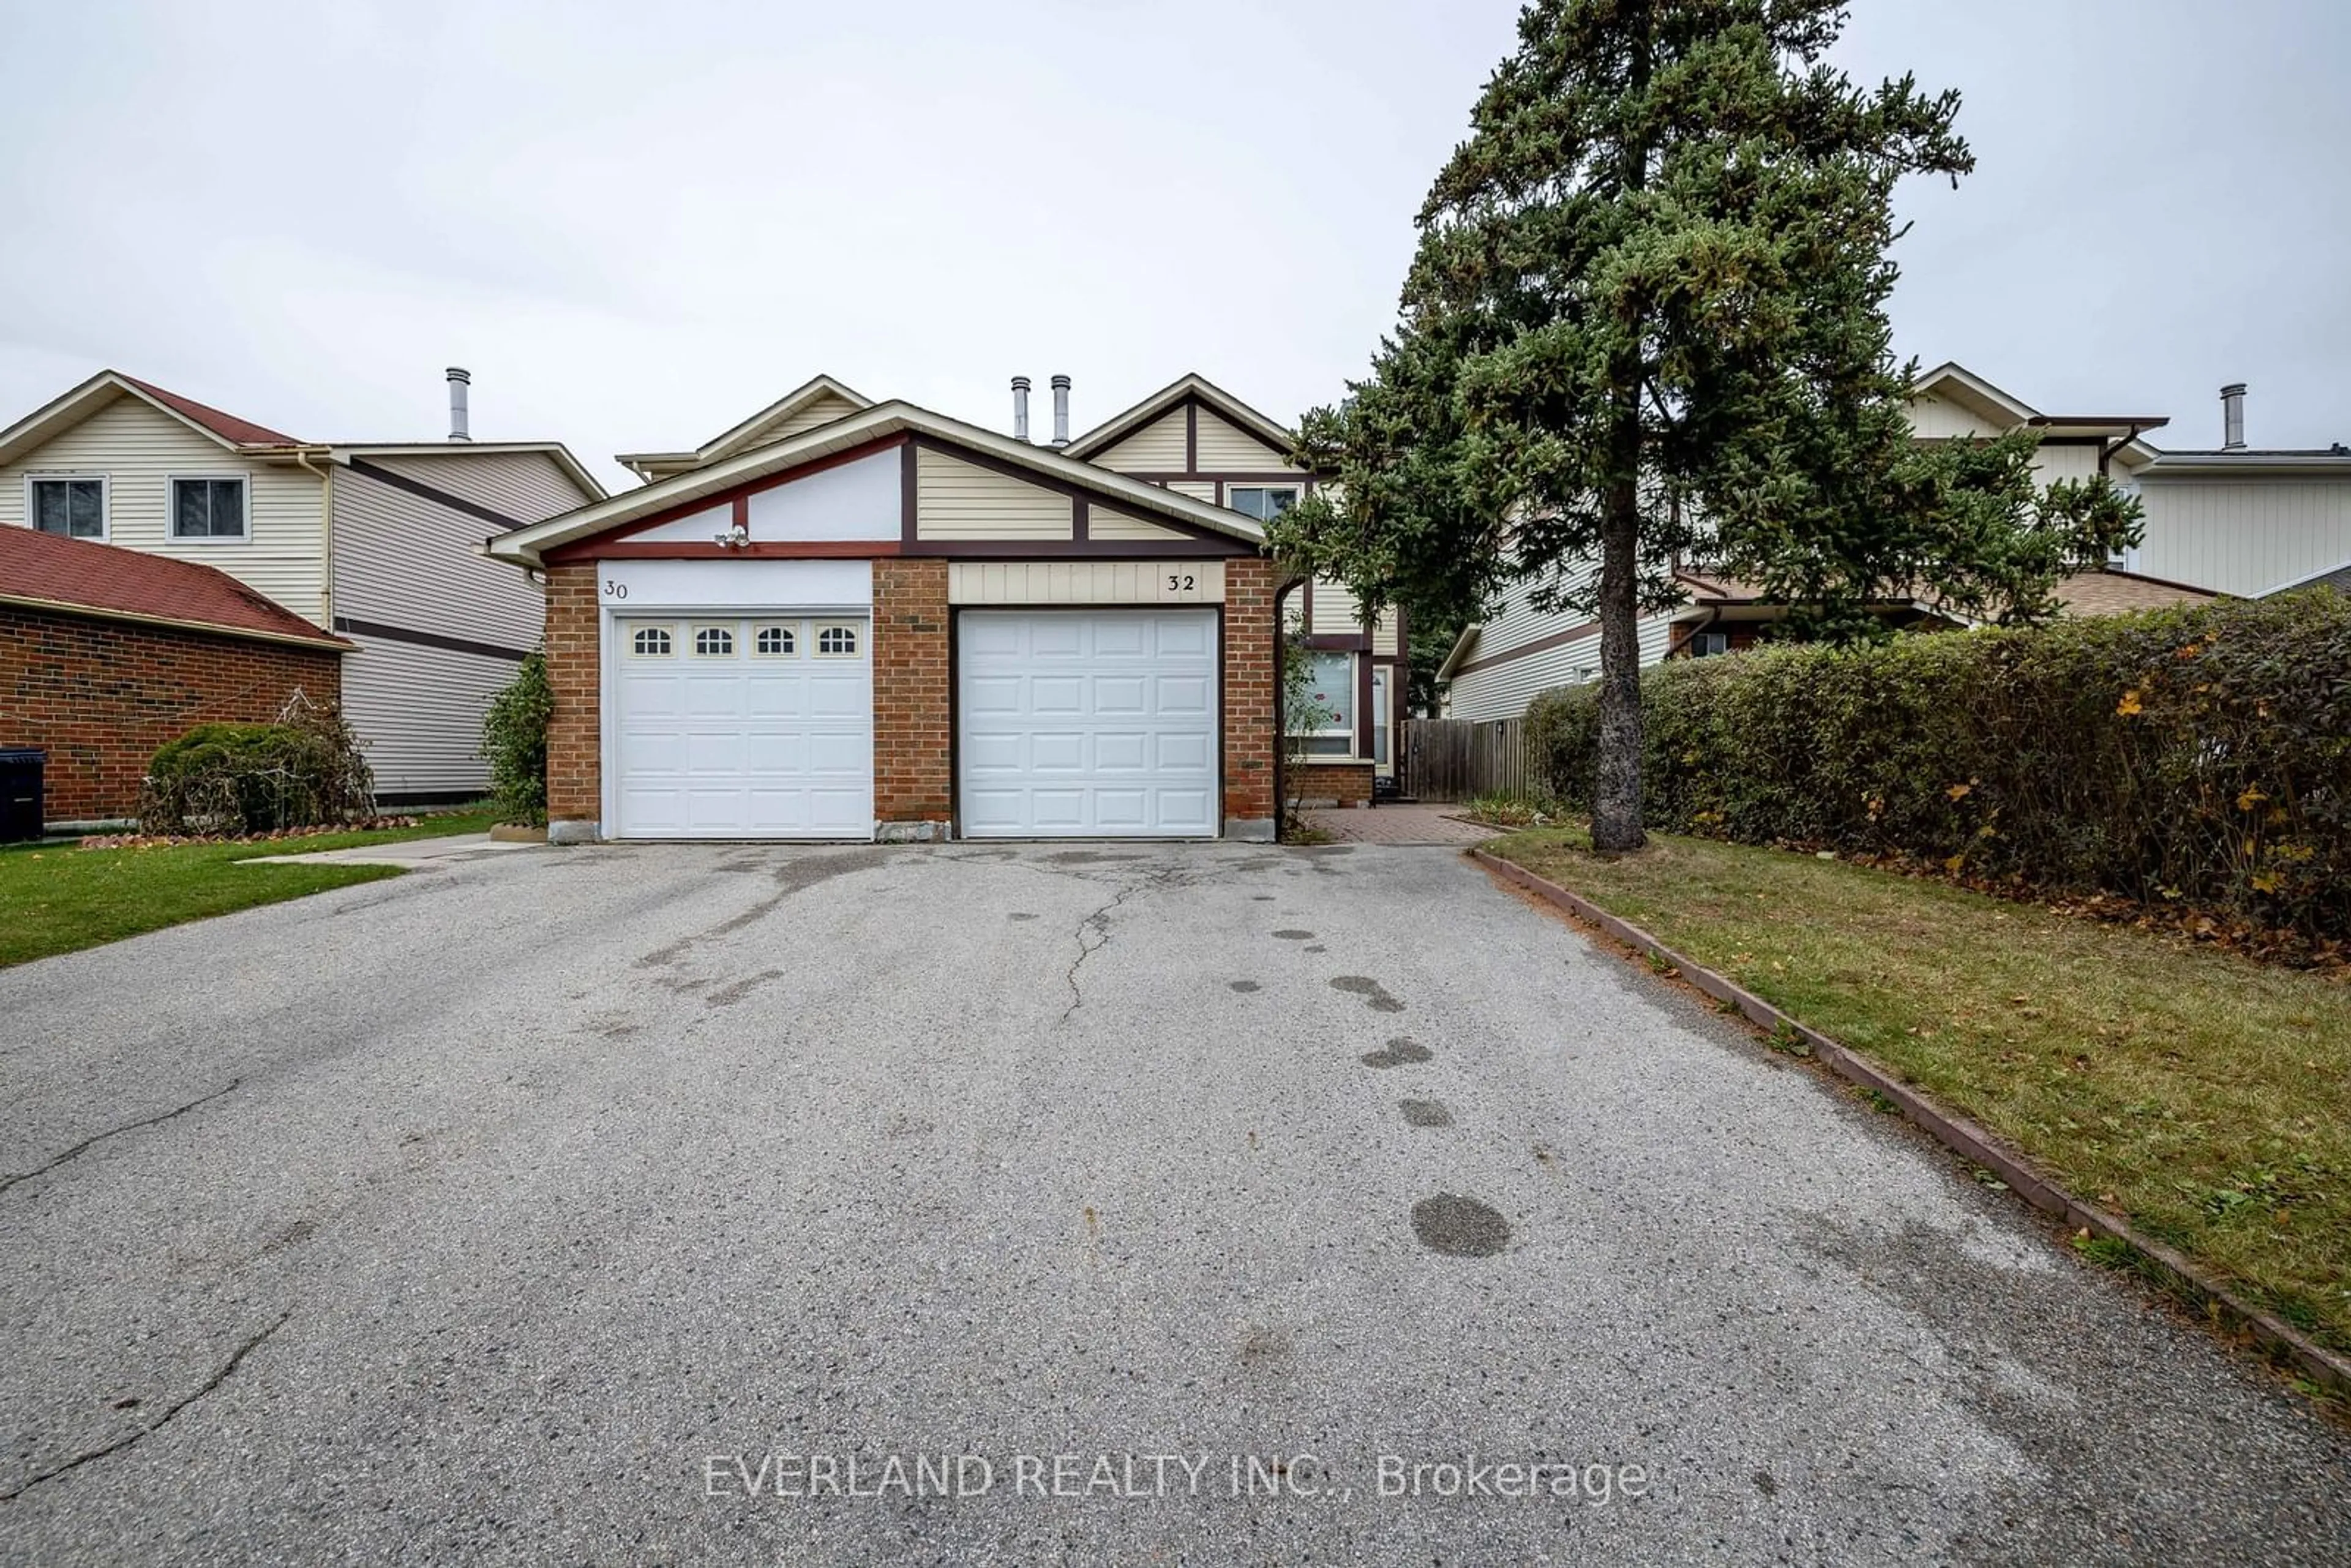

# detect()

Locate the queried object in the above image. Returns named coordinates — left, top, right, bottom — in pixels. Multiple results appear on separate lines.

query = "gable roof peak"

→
left=616, top=373, right=873, bottom=481
left=1060, top=371, right=1295, bottom=462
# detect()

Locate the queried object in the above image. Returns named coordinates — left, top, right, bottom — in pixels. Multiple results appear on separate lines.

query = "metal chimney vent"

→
left=2221, top=382, right=2246, bottom=451
left=447, top=367, right=472, bottom=442
left=1010, top=376, right=1032, bottom=443
left=1049, top=374, right=1071, bottom=447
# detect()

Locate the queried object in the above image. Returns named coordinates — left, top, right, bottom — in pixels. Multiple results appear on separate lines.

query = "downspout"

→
left=285, top=446, right=337, bottom=628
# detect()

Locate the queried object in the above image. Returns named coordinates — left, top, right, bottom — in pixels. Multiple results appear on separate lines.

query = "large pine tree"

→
left=1275, top=0, right=1986, bottom=850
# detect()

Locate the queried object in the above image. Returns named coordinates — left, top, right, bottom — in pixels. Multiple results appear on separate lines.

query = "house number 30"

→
left=602, top=579, right=628, bottom=599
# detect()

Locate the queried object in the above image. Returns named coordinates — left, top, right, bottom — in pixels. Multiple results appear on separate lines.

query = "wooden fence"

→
left=1401, top=717, right=1534, bottom=802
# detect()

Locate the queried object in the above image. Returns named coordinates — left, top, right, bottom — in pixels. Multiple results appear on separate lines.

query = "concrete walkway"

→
left=239, top=831, right=544, bottom=869
left=1303, top=801, right=1493, bottom=845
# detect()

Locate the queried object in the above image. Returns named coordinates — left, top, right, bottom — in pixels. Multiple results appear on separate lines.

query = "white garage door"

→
left=958, top=609, right=1219, bottom=838
left=612, top=615, right=872, bottom=838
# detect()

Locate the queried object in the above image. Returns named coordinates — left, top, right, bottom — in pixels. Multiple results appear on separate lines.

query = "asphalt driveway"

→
left=2, top=839, right=2346, bottom=1564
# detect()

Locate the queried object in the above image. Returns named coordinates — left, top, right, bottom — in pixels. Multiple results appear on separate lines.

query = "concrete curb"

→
left=1472, top=847, right=2351, bottom=1400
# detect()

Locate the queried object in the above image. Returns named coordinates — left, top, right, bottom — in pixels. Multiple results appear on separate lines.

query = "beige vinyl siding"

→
left=1903, top=392, right=2001, bottom=440
left=359, top=449, right=594, bottom=525
left=915, top=446, right=1073, bottom=540
left=1088, top=506, right=1188, bottom=541
left=1303, top=574, right=1397, bottom=652
left=1443, top=557, right=1681, bottom=721
left=339, top=632, right=516, bottom=797
left=2028, top=443, right=2103, bottom=486
left=1166, top=479, right=1217, bottom=503
left=2134, top=477, right=2351, bottom=596
left=1090, top=411, right=1189, bottom=473
left=0, top=396, right=326, bottom=623
left=746, top=392, right=862, bottom=449
left=330, top=466, right=544, bottom=653
left=948, top=560, right=1225, bottom=605
left=1193, top=408, right=1292, bottom=470
left=1311, top=574, right=1363, bottom=634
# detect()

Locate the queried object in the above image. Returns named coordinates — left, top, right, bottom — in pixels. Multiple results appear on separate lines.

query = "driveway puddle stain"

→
left=1043, top=851, right=1148, bottom=866
left=1400, top=1099, right=1453, bottom=1128
left=1273, top=929, right=1314, bottom=940
left=707, top=968, right=786, bottom=1006
left=1304, top=944, right=1327, bottom=953
left=1251, top=895, right=1276, bottom=901
left=1008, top=912, right=1038, bottom=921
left=1331, top=975, right=1405, bottom=1012
left=1360, top=1037, right=1433, bottom=1068
left=1239, top=1326, right=1292, bottom=1363
left=634, top=847, right=887, bottom=968
left=1412, top=1193, right=1511, bottom=1257
left=1229, top=980, right=1262, bottom=992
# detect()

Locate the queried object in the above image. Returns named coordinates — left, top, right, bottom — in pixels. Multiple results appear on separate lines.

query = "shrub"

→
left=1526, top=591, right=2351, bottom=942
left=481, top=650, right=553, bottom=827
left=141, top=694, right=376, bottom=836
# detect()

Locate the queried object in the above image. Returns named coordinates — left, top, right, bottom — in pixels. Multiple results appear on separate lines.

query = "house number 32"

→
left=1166, top=574, right=1196, bottom=593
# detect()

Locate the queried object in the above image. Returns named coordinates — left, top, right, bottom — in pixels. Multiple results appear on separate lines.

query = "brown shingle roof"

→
left=117, top=375, right=299, bottom=447
left=2052, top=568, right=2217, bottom=616
left=0, top=527, right=346, bottom=647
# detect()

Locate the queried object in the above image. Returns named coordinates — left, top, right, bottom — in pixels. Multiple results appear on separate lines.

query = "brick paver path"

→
left=1300, top=802, right=1493, bottom=846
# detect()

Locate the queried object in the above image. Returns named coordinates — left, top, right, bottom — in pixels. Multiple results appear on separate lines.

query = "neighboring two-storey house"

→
left=0, top=370, right=603, bottom=809
left=1439, top=363, right=2228, bottom=722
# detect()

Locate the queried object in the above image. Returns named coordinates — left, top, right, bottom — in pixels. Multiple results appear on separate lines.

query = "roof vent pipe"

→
left=446, top=367, right=471, bottom=442
left=1011, top=375, right=1032, bottom=443
left=1050, top=374, right=1071, bottom=447
left=2221, top=382, right=2246, bottom=451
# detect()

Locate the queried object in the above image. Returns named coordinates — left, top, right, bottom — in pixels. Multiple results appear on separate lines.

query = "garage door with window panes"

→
left=612, top=613, right=872, bottom=838
left=958, top=610, right=1219, bottom=838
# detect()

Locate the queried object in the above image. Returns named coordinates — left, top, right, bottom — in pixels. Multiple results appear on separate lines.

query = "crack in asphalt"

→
left=1059, top=869, right=1179, bottom=1025
left=0, top=1079, right=242, bottom=1198
left=0, top=1311, right=290, bottom=1502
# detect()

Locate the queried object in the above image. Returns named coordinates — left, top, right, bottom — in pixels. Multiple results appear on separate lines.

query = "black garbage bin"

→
left=0, top=748, right=44, bottom=842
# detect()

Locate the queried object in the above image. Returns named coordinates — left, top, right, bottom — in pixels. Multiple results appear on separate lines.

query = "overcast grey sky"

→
left=2, top=1, right=2344, bottom=489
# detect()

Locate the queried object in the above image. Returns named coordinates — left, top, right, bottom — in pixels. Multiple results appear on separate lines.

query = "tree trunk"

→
left=1590, top=0, right=1651, bottom=855
left=1591, top=485, right=1646, bottom=852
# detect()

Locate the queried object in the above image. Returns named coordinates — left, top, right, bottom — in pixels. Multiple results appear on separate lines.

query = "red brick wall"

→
left=1, top=606, right=343, bottom=823
left=544, top=562, right=601, bottom=825
left=1292, top=760, right=1374, bottom=807
left=872, top=558, right=950, bottom=827
left=1222, top=556, right=1280, bottom=828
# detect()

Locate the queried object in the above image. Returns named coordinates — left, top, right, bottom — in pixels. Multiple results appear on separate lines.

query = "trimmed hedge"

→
left=1526, top=591, right=2351, bottom=941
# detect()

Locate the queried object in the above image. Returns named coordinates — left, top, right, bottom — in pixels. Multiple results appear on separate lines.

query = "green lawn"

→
left=0, top=808, right=498, bottom=969
left=1487, top=824, right=2351, bottom=1354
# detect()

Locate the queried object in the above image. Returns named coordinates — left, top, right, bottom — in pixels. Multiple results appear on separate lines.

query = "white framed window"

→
left=692, top=624, right=737, bottom=657
left=753, top=623, right=797, bottom=657
left=26, top=474, right=108, bottom=540
left=814, top=624, right=859, bottom=657
left=1228, top=485, right=1300, bottom=522
left=1290, top=648, right=1357, bottom=757
left=1371, top=666, right=1392, bottom=767
left=169, top=475, right=248, bottom=541
left=630, top=625, right=675, bottom=658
